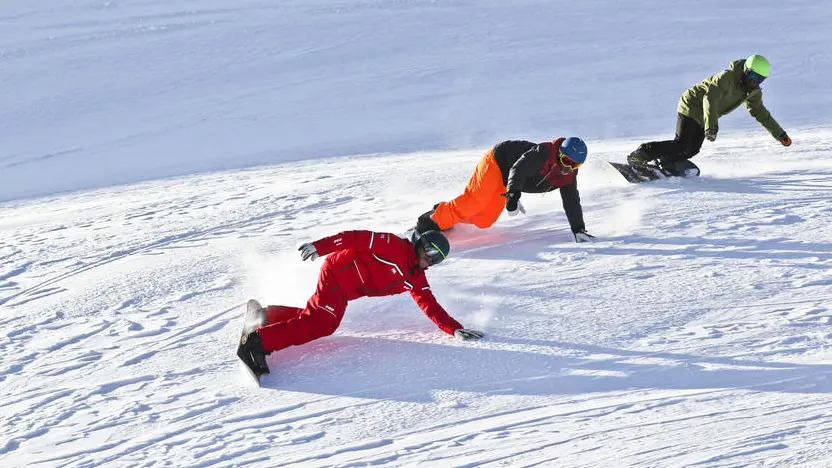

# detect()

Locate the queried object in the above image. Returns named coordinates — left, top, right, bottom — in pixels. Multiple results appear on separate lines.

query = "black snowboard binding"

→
left=237, top=331, right=271, bottom=377
left=627, top=146, right=700, bottom=176
left=661, top=159, right=701, bottom=178
left=237, top=299, right=271, bottom=385
left=626, top=145, right=654, bottom=168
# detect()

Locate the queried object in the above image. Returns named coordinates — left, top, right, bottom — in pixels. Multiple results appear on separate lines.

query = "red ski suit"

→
left=256, top=230, right=464, bottom=353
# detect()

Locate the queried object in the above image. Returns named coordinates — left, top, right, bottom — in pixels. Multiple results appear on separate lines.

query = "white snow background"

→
left=2, top=0, right=832, bottom=466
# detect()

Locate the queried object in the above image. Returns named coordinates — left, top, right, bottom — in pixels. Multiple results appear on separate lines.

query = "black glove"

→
left=705, top=128, right=718, bottom=142
left=502, top=190, right=521, bottom=212
left=573, top=229, right=596, bottom=243
left=454, top=328, right=484, bottom=340
left=778, top=132, right=791, bottom=147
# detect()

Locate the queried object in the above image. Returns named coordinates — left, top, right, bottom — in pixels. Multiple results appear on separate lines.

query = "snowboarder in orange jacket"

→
left=414, top=137, right=595, bottom=243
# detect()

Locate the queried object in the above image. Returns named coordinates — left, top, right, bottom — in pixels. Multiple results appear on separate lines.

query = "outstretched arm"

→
left=702, top=72, right=726, bottom=135
left=308, top=230, right=394, bottom=258
left=410, top=272, right=484, bottom=339
left=408, top=276, right=463, bottom=336
left=559, top=176, right=585, bottom=233
left=745, top=90, right=787, bottom=141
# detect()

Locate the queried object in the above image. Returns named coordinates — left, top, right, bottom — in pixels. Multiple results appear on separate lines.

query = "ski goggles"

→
left=559, top=151, right=583, bottom=171
left=746, top=70, right=766, bottom=86
left=423, top=242, right=447, bottom=266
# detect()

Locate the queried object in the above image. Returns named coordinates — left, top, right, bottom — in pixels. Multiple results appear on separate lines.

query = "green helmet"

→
left=744, top=54, right=770, bottom=77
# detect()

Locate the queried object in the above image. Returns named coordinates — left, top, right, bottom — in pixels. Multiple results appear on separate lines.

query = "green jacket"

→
left=678, top=59, right=785, bottom=139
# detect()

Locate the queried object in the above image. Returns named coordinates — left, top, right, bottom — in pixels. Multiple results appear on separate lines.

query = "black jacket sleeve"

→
left=559, top=175, right=585, bottom=233
left=506, top=145, right=547, bottom=193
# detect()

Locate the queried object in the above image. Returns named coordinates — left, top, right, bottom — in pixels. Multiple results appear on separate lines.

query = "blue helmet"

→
left=560, top=137, right=588, bottom=163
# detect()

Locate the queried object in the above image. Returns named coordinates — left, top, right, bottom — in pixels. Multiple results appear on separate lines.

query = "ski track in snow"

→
left=1, top=131, right=831, bottom=467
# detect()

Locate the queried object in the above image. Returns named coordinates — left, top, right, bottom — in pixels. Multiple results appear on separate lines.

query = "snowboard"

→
left=608, top=161, right=700, bottom=184
left=236, top=299, right=270, bottom=387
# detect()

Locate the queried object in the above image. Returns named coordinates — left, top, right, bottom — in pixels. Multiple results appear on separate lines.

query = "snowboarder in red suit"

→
left=238, top=230, right=484, bottom=374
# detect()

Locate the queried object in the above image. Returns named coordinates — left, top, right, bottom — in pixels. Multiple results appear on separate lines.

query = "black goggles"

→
left=423, top=242, right=447, bottom=265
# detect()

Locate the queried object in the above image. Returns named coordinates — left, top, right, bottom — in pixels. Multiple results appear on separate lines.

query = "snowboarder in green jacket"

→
left=628, top=55, right=791, bottom=174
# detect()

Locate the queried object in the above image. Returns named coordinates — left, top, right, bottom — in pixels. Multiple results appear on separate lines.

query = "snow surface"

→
left=2, top=0, right=832, bottom=467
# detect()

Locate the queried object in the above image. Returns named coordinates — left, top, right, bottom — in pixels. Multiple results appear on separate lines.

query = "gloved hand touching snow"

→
left=298, top=243, right=319, bottom=261
left=454, top=328, right=484, bottom=340
left=503, top=191, right=525, bottom=215
left=705, top=128, right=718, bottom=142
left=507, top=199, right=525, bottom=217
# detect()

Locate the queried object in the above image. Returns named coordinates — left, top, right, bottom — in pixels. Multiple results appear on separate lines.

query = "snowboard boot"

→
left=414, top=206, right=442, bottom=234
left=659, top=159, right=700, bottom=178
left=237, top=330, right=271, bottom=376
left=627, top=145, right=655, bottom=168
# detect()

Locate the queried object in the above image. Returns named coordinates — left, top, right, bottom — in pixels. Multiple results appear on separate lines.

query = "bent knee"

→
left=314, top=307, right=343, bottom=336
left=318, top=319, right=340, bottom=337
left=472, top=218, right=498, bottom=229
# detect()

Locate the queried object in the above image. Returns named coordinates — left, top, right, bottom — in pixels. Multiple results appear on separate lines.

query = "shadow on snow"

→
left=260, top=335, right=832, bottom=401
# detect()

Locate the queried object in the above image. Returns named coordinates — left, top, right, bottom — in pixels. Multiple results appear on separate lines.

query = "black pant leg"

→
left=675, top=114, right=705, bottom=157
left=655, top=114, right=705, bottom=174
left=663, top=114, right=704, bottom=165
left=627, top=114, right=704, bottom=166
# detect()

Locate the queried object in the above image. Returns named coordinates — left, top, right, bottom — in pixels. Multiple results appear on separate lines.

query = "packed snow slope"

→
left=1, top=0, right=831, bottom=201
left=3, top=0, right=832, bottom=467
left=2, top=133, right=832, bottom=467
